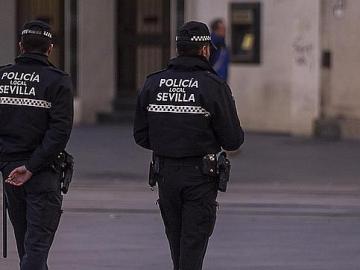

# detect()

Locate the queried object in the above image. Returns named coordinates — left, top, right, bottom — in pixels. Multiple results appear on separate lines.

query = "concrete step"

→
left=113, top=96, right=137, bottom=111
left=97, top=110, right=135, bottom=123
left=97, top=95, right=137, bottom=123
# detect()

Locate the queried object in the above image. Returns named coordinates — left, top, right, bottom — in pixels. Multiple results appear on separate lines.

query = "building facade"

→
left=0, top=0, right=181, bottom=124
left=0, top=0, right=359, bottom=139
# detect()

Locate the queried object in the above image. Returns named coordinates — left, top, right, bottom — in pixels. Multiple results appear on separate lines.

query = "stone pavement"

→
left=1, top=124, right=360, bottom=270
left=68, top=124, right=360, bottom=187
left=65, top=124, right=360, bottom=214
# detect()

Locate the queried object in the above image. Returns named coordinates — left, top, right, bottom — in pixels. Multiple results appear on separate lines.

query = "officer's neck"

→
left=22, top=51, right=49, bottom=58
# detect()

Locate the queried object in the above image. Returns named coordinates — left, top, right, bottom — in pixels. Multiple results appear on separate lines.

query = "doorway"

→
left=17, top=0, right=65, bottom=68
left=16, top=0, right=77, bottom=93
left=116, top=0, right=171, bottom=101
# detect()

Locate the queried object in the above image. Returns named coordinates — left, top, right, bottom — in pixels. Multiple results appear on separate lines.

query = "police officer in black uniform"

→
left=134, top=21, right=244, bottom=270
left=0, top=21, right=73, bottom=270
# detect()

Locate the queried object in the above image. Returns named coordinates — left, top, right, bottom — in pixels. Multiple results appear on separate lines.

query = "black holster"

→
left=202, top=152, right=231, bottom=192
left=202, top=154, right=217, bottom=177
left=51, top=151, right=74, bottom=194
left=217, top=152, right=231, bottom=192
left=149, top=154, right=160, bottom=188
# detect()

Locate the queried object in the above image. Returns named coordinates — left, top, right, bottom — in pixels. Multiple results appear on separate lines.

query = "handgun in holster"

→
left=149, top=154, right=160, bottom=189
left=202, top=152, right=231, bottom=192
left=51, top=151, right=74, bottom=194
left=217, top=152, right=231, bottom=192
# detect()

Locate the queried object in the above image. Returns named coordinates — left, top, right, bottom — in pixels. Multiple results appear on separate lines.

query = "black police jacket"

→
left=0, top=53, right=73, bottom=173
left=134, top=55, right=244, bottom=157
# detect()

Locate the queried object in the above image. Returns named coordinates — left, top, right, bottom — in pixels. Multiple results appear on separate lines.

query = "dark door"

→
left=116, top=0, right=170, bottom=100
left=17, top=0, right=65, bottom=69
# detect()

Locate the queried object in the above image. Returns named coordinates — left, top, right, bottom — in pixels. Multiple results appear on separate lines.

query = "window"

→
left=230, top=2, right=261, bottom=64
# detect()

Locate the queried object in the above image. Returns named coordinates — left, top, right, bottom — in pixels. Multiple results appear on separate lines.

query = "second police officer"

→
left=0, top=21, right=73, bottom=270
left=134, top=21, right=244, bottom=270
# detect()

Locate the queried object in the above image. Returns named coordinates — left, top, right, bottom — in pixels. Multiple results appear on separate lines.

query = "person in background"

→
left=209, top=18, right=230, bottom=81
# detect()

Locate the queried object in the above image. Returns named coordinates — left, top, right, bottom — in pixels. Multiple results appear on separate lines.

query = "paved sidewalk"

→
left=1, top=124, right=360, bottom=270
left=68, top=124, right=360, bottom=187
left=63, top=124, right=360, bottom=211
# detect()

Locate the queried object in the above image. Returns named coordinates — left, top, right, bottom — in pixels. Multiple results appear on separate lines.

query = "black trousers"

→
left=0, top=161, right=62, bottom=270
left=157, top=157, right=218, bottom=270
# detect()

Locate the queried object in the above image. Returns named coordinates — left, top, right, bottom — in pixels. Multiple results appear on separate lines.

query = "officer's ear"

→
left=200, top=45, right=211, bottom=60
left=46, top=44, right=54, bottom=56
left=19, top=42, right=25, bottom=54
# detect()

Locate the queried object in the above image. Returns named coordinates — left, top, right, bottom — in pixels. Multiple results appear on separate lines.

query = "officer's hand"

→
left=6, top=166, right=33, bottom=186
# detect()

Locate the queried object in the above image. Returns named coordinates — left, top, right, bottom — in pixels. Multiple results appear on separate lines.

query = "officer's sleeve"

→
left=133, top=81, right=151, bottom=149
left=210, top=83, right=244, bottom=151
left=25, top=76, right=74, bottom=173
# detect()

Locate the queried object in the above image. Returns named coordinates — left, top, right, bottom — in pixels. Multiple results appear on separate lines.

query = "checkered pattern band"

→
left=21, top=29, right=52, bottom=39
left=190, top=35, right=211, bottom=42
left=0, top=97, right=51, bottom=109
left=176, top=35, right=211, bottom=42
left=147, top=104, right=210, bottom=115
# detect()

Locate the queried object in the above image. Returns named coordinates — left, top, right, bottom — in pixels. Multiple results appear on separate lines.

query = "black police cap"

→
left=21, top=20, right=52, bottom=39
left=176, top=21, right=216, bottom=49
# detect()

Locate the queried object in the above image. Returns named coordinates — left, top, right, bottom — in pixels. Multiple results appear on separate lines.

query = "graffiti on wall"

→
left=293, top=36, right=313, bottom=67
left=292, top=18, right=314, bottom=69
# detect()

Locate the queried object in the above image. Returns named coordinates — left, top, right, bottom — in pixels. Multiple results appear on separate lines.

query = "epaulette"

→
left=204, top=71, right=226, bottom=86
left=146, top=68, right=167, bottom=79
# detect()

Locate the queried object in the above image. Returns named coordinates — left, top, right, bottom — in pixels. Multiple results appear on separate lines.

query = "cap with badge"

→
left=21, top=20, right=53, bottom=40
left=176, top=21, right=216, bottom=49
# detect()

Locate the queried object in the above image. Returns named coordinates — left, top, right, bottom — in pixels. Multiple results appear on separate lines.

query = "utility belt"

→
left=51, top=151, right=74, bottom=194
left=149, top=152, right=231, bottom=192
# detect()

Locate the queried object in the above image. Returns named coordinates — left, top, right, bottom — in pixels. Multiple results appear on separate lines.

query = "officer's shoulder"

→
left=47, top=65, right=69, bottom=77
left=204, top=71, right=226, bottom=86
left=146, top=68, right=167, bottom=79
